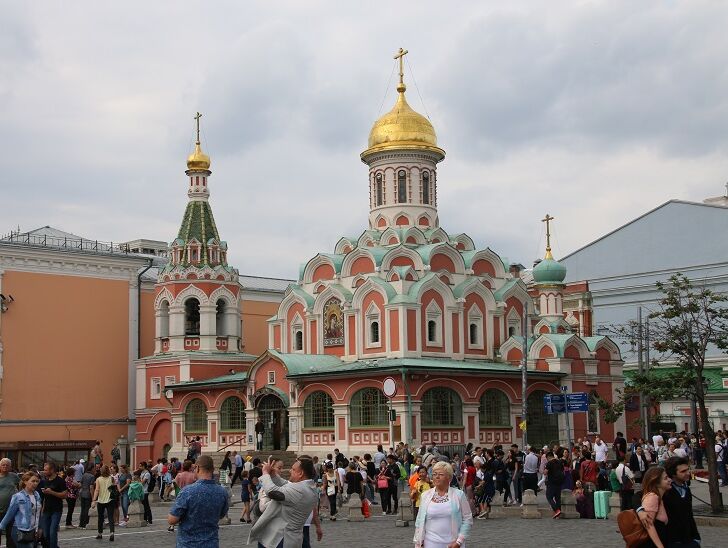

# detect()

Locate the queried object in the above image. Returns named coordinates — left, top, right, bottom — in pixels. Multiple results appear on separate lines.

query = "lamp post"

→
left=521, top=312, right=530, bottom=449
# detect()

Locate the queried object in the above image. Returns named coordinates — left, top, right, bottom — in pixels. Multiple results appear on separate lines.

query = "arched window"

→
left=370, top=321, right=380, bottom=344
left=376, top=174, right=383, bottom=206
left=526, top=390, right=559, bottom=448
left=469, top=323, right=478, bottom=345
left=216, top=299, right=226, bottom=336
left=508, top=326, right=516, bottom=337
left=422, top=171, right=430, bottom=205
left=349, top=388, right=388, bottom=427
left=479, top=389, right=511, bottom=426
left=398, top=170, right=407, bottom=203
left=304, top=391, right=335, bottom=428
left=159, top=300, right=170, bottom=338
left=184, top=298, right=200, bottom=335
left=294, top=330, right=303, bottom=351
left=422, top=387, right=463, bottom=426
left=427, top=320, right=437, bottom=344
left=220, top=396, right=246, bottom=431
left=184, top=398, right=207, bottom=433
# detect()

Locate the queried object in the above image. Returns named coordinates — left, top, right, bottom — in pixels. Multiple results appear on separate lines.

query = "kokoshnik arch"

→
left=133, top=51, right=625, bottom=462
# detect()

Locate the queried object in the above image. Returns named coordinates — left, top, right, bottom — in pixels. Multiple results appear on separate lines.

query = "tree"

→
left=599, top=274, right=728, bottom=512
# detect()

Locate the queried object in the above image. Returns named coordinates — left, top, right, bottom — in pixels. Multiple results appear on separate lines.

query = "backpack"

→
left=397, top=462, right=407, bottom=480
left=620, top=465, right=634, bottom=492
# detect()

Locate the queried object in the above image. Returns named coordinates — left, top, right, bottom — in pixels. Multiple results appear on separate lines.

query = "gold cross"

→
left=194, top=112, right=202, bottom=144
left=393, top=48, right=409, bottom=88
left=542, top=214, right=555, bottom=259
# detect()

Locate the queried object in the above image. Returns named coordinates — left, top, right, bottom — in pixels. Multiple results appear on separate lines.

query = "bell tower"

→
left=154, top=113, right=241, bottom=354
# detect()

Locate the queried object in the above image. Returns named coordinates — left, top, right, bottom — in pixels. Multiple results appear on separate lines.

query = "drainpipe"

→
left=400, top=368, right=413, bottom=447
left=137, top=259, right=154, bottom=358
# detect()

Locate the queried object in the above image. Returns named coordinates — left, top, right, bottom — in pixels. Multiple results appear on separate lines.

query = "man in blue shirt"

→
left=168, top=455, right=228, bottom=547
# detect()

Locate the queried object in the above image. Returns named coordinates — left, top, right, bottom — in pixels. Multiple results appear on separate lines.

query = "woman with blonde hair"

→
left=413, top=461, right=472, bottom=548
left=91, top=465, right=116, bottom=541
left=0, top=472, right=41, bottom=546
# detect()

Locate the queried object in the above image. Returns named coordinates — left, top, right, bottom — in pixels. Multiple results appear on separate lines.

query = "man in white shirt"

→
left=614, top=456, right=634, bottom=511
left=523, top=446, right=540, bottom=494
left=652, top=433, right=664, bottom=450
left=715, top=438, right=727, bottom=486
left=594, top=437, right=609, bottom=463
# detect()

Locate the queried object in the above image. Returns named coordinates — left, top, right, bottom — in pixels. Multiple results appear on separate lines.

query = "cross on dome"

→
left=187, top=111, right=211, bottom=171
left=542, top=213, right=555, bottom=259
left=394, top=47, right=409, bottom=93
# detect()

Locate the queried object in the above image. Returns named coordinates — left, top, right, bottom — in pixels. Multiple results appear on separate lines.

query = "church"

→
left=133, top=50, right=625, bottom=463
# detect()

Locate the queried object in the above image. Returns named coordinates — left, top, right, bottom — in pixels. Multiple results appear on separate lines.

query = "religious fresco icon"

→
left=323, top=298, right=344, bottom=346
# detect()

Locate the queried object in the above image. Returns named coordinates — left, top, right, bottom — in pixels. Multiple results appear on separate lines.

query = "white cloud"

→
left=2, top=0, right=727, bottom=278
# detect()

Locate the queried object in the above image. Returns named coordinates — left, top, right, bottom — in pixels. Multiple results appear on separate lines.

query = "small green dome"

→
left=533, top=257, right=566, bottom=284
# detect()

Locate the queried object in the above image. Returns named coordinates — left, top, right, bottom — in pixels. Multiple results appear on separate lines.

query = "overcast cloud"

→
left=2, top=1, right=728, bottom=278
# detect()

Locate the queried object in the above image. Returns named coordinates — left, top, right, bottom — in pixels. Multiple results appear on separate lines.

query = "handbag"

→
left=19, top=529, right=37, bottom=543
left=617, top=509, right=649, bottom=548
left=620, top=466, right=634, bottom=492
left=377, top=476, right=389, bottom=489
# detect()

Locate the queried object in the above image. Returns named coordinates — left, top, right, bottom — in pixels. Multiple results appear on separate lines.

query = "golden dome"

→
left=186, top=142, right=211, bottom=171
left=362, top=83, right=444, bottom=160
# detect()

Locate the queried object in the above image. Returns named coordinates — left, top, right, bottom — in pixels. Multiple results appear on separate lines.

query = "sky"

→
left=2, top=1, right=728, bottom=279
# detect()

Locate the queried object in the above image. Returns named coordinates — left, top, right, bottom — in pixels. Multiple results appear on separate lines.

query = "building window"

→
left=469, top=323, right=478, bottom=345
left=397, top=170, right=407, bottom=203
left=588, top=392, right=599, bottom=433
left=304, top=391, right=335, bottom=428
left=370, top=321, right=380, bottom=344
left=349, top=388, right=388, bottom=427
left=422, top=171, right=430, bottom=205
left=427, top=320, right=437, bottom=343
left=150, top=377, right=161, bottom=400
left=376, top=174, right=383, bottom=206
left=479, top=389, right=510, bottom=426
left=426, top=301, right=442, bottom=346
left=294, top=330, right=303, bottom=351
left=220, top=397, right=246, bottom=431
left=184, top=298, right=200, bottom=335
left=164, top=376, right=176, bottom=387
left=267, top=371, right=276, bottom=385
left=216, top=299, right=227, bottom=336
left=158, top=300, right=170, bottom=338
left=184, top=398, right=207, bottom=433
left=422, top=387, right=463, bottom=426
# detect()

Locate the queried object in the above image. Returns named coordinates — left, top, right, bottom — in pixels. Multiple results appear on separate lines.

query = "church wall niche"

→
left=472, top=259, right=496, bottom=277
left=430, top=253, right=456, bottom=274
left=389, top=309, right=400, bottom=352
left=361, top=291, right=386, bottom=355
left=407, top=309, right=418, bottom=351
left=312, top=263, right=335, bottom=282
left=452, top=312, right=460, bottom=353
left=421, top=289, right=445, bottom=352
left=350, top=256, right=375, bottom=276
left=310, top=319, right=318, bottom=354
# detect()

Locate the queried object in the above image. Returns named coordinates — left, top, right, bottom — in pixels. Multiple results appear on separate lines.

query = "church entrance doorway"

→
left=257, top=394, right=288, bottom=451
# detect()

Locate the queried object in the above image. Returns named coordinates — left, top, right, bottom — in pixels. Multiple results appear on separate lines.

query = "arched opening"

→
left=370, top=321, right=380, bottom=344
left=294, top=330, right=304, bottom=351
left=220, top=396, right=246, bottom=431
left=508, top=326, right=516, bottom=337
left=159, top=300, right=169, bottom=338
left=479, top=389, right=511, bottom=427
left=397, top=170, right=407, bottom=203
left=469, top=323, right=478, bottom=345
left=349, top=388, right=388, bottom=427
left=257, top=394, right=288, bottom=450
left=376, top=173, right=383, bottom=206
left=526, top=390, right=559, bottom=448
left=184, top=298, right=200, bottom=336
left=216, top=299, right=226, bottom=336
left=422, top=171, right=430, bottom=204
left=422, top=387, right=463, bottom=426
left=427, top=320, right=437, bottom=344
left=304, top=391, right=335, bottom=428
left=184, top=398, right=207, bottom=433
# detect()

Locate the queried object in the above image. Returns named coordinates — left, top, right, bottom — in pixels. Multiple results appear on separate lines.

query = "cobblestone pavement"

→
left=35, top=502, right=726, bottom=548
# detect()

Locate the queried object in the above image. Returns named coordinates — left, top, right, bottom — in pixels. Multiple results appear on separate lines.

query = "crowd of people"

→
left=0, top=429, right=724, bottom=547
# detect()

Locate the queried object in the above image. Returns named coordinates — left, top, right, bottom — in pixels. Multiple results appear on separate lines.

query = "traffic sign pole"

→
left=562, top=386, right=573, bottom=455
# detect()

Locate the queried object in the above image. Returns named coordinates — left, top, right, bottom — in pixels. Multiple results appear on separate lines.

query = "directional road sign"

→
left=543, top=393, right=566, bottom=414
left=566, top=392, right=589, bottom=412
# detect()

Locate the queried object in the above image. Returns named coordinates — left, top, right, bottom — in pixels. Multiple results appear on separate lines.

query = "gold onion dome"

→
left=186, top=142, right=211, bottom=171
left=362, top=49, right=444, bottom=159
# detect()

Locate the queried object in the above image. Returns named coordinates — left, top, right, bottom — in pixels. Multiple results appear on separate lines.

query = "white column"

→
left=199, top=304, right=217, bottom=351
left=168, top=305, right=185, bottom=352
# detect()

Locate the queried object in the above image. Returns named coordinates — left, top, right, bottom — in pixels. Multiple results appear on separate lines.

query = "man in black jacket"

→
left=639, top=456, right=700, bottom=547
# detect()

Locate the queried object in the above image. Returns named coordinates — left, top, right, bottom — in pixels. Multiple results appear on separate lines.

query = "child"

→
left=128, top=473, right=144, bottom=503
left=410, top=466, right=431, bottom=521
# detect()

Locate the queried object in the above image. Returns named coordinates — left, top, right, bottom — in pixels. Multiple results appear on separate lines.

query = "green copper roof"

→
left=533, top=257, right=566, bottom=284
left=167, top=371, right=248, bottom=390
left=175, top=200, right=224, bottom=266
left=287, top=284, right=315, bottom=308
left=493, top=279, right=520, bottom=301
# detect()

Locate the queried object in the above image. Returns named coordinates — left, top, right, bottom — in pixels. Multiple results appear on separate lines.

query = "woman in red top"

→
left=461, top=457, right=477, bottom=512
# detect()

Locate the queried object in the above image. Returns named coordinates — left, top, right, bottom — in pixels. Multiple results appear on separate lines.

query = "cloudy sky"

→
left=3, top=1, right=728, bottom=279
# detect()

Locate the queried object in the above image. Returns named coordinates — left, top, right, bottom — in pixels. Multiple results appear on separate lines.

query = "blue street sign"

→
left=566, top=392, right=589, bottom=412
left=544, top=393, right=566, bottom=414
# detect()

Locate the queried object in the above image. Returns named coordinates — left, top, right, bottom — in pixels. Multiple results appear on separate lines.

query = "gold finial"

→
left=542, top=213, right=555, bottom=260
left=394, top=48, right=409, bottom=93
left=194, top=112, right=202, bottom=145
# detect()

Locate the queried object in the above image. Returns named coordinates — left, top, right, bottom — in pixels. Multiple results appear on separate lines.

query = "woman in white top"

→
left=413, top=461, right=472, bottom=548
left=91, top=465, right=116, bottom=541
